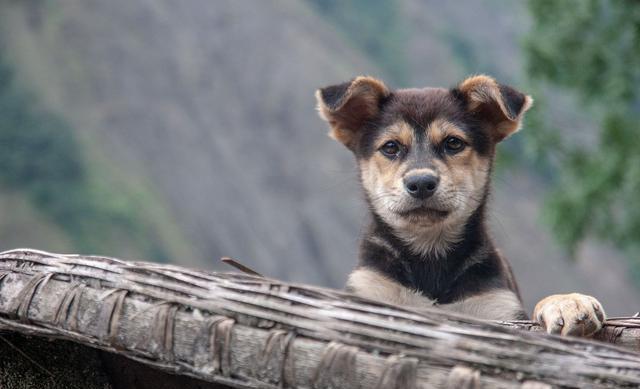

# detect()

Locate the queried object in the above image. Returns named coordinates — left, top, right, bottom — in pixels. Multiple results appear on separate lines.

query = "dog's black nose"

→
left=403, top=174, right=439, bottom=199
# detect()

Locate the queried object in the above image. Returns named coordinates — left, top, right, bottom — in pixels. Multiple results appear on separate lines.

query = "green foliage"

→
left=307, top=0, right=409, bottom=84
left=0, top=54, right=171, bottom=259
left=527, top=0, right=640, bottom=105
left=524, top=0, right=640, bottom=255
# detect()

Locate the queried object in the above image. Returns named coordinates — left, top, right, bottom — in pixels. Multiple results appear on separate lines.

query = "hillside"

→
left=0, top=0, right=377, bottom=280
left=0, top=0, right=637, bottom=314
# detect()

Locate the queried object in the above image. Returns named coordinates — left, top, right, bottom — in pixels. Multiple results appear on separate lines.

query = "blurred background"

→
left=0, top=0, right=638, bottom=315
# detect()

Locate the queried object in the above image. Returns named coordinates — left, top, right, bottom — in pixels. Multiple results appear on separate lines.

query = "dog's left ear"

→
left=316, top=76, right=390, bottom=150
left=456, top=75, right=533, bottom=142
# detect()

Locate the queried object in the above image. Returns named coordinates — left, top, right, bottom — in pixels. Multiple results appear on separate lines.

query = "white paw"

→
left=533, top=293, right=605, bottom=337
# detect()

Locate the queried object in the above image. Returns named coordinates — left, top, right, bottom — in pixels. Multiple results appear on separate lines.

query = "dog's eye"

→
left=444, top=136, right=465, bottom=153
left=379, top=141, right=401, bottom=158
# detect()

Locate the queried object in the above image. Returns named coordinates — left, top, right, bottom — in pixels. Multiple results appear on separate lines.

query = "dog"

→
left=315, top=75, right=605, bottom=337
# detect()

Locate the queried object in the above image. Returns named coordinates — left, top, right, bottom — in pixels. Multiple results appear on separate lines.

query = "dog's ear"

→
left=316, top=76, right=390, bottom=149
left=456, top=75, right=533, bottom=142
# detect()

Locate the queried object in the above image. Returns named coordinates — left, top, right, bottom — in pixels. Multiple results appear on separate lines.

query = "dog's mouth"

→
left=397, top=206, right=450, bottom=220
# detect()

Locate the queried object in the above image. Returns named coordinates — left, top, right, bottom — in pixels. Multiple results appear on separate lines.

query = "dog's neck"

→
left=359, top=204, right=498, bottom=302
left=392, top=216, right=468, bottom=259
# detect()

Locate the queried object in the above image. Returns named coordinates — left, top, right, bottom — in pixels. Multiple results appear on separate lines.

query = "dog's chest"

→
left=386, top=256, right=461, bottom=303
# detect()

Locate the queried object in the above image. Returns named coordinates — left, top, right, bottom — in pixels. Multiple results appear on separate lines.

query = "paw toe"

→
left=533, top=294, right=606, bottom=337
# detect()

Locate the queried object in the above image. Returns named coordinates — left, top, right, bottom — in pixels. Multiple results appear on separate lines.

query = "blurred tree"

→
left=0, top=53, right=171, bottom=260
left=525, top=0, right=640, bottom=260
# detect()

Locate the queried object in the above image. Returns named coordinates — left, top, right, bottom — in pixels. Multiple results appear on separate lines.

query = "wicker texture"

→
left=0, top=248, right=639, bottom=388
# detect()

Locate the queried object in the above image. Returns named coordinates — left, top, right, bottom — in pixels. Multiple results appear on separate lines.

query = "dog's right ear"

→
left=456, top=75, right=533, bottom=142
left=315, top=76, right=390, bottom=150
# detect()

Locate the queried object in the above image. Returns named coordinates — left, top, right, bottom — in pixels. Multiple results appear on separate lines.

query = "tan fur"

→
left=315, top=76, right=389, bottom=148
left=406, top=167, right=438, bottom=177
left=359, top=118, right=490, bottom=257
left=394, top=222, right=464, bottom=258
left=359, top=121, right=410, bottom=213
left=458, top=75, right=533, bottom=140
left=533, top=293, right=605, bottom=336
left=348, top=268, right=524, bottom=321
left=443, top=289, right=524, bottom=321
left=427, top=118, right=469, bottom=146
left=347, top=267, right=435, bottom=307
left=317, top=75, right=610, bottom=335
left=375, top=121, right=414, bottom=151
left=325, top=118, right=353, bottom=146
left=360, top=150, right=465, bottom=257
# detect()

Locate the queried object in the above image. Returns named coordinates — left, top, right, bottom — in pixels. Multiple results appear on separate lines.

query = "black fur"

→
left=359, top=203, right=524, bottom=314
left=320, top=80, right=353, bottom=111
left=498, top=84, right=526, bottom=120
left=319, top=77, right=530, bottom=321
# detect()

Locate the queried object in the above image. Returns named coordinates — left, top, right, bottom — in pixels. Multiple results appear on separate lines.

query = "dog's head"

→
left=316, top=75, right=532, bottom=255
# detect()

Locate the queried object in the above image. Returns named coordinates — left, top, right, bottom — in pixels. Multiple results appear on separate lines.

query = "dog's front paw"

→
left=533, top=293, right=605, bottom=337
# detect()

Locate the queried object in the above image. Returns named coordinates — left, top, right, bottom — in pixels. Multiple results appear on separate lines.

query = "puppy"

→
left=316, top=75, right=605, bottom=336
